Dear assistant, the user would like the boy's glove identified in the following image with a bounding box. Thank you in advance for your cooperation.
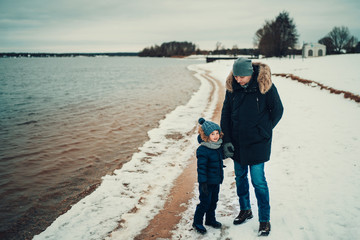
[223,142,235,158]
[200,183,209,196]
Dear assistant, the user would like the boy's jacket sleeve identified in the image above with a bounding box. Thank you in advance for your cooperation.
[196,147,208,183]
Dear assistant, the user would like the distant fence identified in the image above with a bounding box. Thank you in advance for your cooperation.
[206,56,259,63]
[206,56,237,63]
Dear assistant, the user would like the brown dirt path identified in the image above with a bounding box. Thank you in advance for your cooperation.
[134,71,225,240]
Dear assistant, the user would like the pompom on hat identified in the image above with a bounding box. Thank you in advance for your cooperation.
[233,57,253,76]
[198,118,221,136]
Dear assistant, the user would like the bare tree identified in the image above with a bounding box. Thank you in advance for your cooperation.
[231,45,239,56]
[344,36,359,53]
[356,42,360,53]
[328,26,351,53]
[254,20,276,57]
[215,42,223,51]
[319,36,336,54]
[319,26,358,54]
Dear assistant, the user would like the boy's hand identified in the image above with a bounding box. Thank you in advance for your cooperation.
[223,142,235,158]
[200,183,209,196]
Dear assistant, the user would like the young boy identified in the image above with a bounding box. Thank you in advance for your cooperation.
[192,118,224,234]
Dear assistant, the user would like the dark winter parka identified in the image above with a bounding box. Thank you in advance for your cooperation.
[196,137,224,184]
[221,63,284,166]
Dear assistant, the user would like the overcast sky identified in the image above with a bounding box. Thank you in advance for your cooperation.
[0,0,359,53]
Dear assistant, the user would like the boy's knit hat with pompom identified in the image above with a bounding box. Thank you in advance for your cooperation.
[198,118,221,136]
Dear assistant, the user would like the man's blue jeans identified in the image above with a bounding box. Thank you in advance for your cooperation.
[234,161,270,222]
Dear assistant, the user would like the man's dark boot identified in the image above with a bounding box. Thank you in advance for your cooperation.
[233,209,253,225]
[258,222,271,236]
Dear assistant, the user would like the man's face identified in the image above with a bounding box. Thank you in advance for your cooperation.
[234,76,251,86]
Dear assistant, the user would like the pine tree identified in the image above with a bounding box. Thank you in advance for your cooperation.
[254,11,298,57]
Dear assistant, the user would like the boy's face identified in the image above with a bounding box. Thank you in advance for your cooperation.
[209,130,220,142]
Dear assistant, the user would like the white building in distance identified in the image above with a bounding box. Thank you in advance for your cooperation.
[302,43,326,58]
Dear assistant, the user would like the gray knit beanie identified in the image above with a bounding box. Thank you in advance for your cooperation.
[233,57,253,76]
[198,118,221,136]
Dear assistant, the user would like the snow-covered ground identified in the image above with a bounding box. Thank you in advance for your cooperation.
[33,54,360,240]
[172,54,360,239]
[260,55,360,94]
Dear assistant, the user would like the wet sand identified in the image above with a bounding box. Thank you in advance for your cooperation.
[134,71,225,239]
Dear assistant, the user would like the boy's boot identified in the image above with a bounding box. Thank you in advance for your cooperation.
[205,220,222,229]
[233,209,253,225]
[258,222,271,236]
[192,223,207,234]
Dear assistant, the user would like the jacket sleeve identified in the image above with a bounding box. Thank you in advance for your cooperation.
[220,91,232,143]
[196,147,208,183]
[266,84,284,128]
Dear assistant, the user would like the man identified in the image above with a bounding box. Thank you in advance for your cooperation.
[221,57,283,236]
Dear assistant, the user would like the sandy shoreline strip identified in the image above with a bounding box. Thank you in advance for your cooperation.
[134,70,225,239]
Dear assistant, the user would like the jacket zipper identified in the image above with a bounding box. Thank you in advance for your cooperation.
[256,97,260,113]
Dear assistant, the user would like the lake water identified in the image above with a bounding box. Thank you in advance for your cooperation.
[0,56,201,240]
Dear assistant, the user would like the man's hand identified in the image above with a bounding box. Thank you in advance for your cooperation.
[223,142,235,158]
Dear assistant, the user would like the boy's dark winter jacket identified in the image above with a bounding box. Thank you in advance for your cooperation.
[221,63,284,166]
[196,137,224,184]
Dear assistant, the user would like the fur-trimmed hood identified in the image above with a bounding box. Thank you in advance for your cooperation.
[226,62,272,94]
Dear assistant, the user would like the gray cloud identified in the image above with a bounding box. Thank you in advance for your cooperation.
[0,0,359,52]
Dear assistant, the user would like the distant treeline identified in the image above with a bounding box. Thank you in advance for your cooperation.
[0,52,138,58]
[139,41,196,57]
[138,41,289,57]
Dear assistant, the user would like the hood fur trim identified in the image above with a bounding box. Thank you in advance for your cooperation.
[226,62,272,94]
